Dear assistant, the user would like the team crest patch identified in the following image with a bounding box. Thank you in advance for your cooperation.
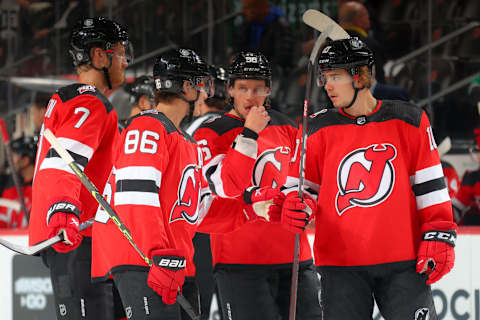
[335,143,397,215]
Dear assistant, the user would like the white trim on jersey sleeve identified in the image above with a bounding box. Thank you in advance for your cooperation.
[116,166,162,187]
[415,188,450,210]
[114,191,160,207]
[410,163,443,185]
[39,137,94,173]
[233,134,258,159]
[411,164,450,210]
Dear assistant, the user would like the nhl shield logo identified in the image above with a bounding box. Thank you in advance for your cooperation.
[335,143,397,215]
[414,307,430,320]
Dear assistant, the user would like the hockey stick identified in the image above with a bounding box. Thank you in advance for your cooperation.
[288,10,351,320]
[0,119,30,222]
[437,136,451,158]
[302,9,350,40]
[42,128,200,320]
[0,218,94,255]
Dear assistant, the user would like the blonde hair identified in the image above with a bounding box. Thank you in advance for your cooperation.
[357,65,373,88]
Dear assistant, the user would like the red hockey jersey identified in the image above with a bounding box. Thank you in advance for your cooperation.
[451,169,480,215]
[286,100,453,266]
[29,84,119,245]
[194,110,313,267]
[0,179,32,228]
[441,160,460,199]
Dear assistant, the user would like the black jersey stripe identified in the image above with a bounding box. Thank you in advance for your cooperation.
[116,179,159,193]
[46,148,89,168]
[412,177,447,196]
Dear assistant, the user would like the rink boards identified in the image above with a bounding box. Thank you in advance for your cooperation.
[0,227,479,320]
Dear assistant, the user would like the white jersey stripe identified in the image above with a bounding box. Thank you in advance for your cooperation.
[410,164,444,185]
[115,191,160,207]
[416,188,450,210]
[116,166,162,187]
[57,137,94,160]
[39,157,84,174]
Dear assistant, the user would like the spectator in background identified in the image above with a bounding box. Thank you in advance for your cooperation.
[452,128,480,225]
[339,1,386,83]
[31,92,51,133]
[370,69,409,101]
[0,135,36,228]
[233,0,295,73]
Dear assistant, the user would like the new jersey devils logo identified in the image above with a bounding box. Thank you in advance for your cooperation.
[253,146,290,188]
[335,143,397,215]
[170,164,201,224]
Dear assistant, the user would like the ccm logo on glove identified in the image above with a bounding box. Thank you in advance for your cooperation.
[423,230,456,246]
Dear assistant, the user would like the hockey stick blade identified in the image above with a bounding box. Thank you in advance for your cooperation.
[302,9,350,40]
[42,128,200,320]
[0,218,94,255]
[437,136,451,158]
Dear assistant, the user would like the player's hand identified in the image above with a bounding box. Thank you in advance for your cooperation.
[244,106,270,134]
[416,221,457,284]
[281,192,316,234]
[148,248,186,305]
[243,186,282,222]
[47,201,83,253]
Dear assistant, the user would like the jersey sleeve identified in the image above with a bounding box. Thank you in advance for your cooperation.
[194,125,257,198]
[38,94,114,215]
[409,112,453,224]
[113,116,170,257]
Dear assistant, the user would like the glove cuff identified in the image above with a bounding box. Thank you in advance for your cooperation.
[243,186,260,204]
[46,198,81,224]
[151,248,186,270]
[422,229,457,247]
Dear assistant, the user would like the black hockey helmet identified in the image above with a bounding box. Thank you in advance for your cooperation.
[153,48,213,97]
[11,135,38,162]
[317,37,374,78]
[209,65,228,100]
[69,17,132,67]
[127,75,155,105]
[229,51,272,87]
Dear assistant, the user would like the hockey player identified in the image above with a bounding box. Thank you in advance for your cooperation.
[125,75,155,119]
[28,17,131,320]
[185,64,228,320]
[277,38,456,320]
[193,51,321,320]
[91,48,274,319]
[451,128,480,225]
[0,135,36,228]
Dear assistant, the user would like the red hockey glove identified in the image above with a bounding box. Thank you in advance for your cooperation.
[47,201,82,253]
[148,248,186,305]
[281,192,316,234]
[243,186,282,222]
[268,192,286,223]
[416,221,457,284]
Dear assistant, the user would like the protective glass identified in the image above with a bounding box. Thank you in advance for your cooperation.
[191,76,215,98]
[316,71,353,87]
[231,86,271,97]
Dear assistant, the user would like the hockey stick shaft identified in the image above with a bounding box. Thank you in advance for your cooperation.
[288,13,341,320]
[42,129,200,320]
[0,218,94,256]
[0,119,30,222]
